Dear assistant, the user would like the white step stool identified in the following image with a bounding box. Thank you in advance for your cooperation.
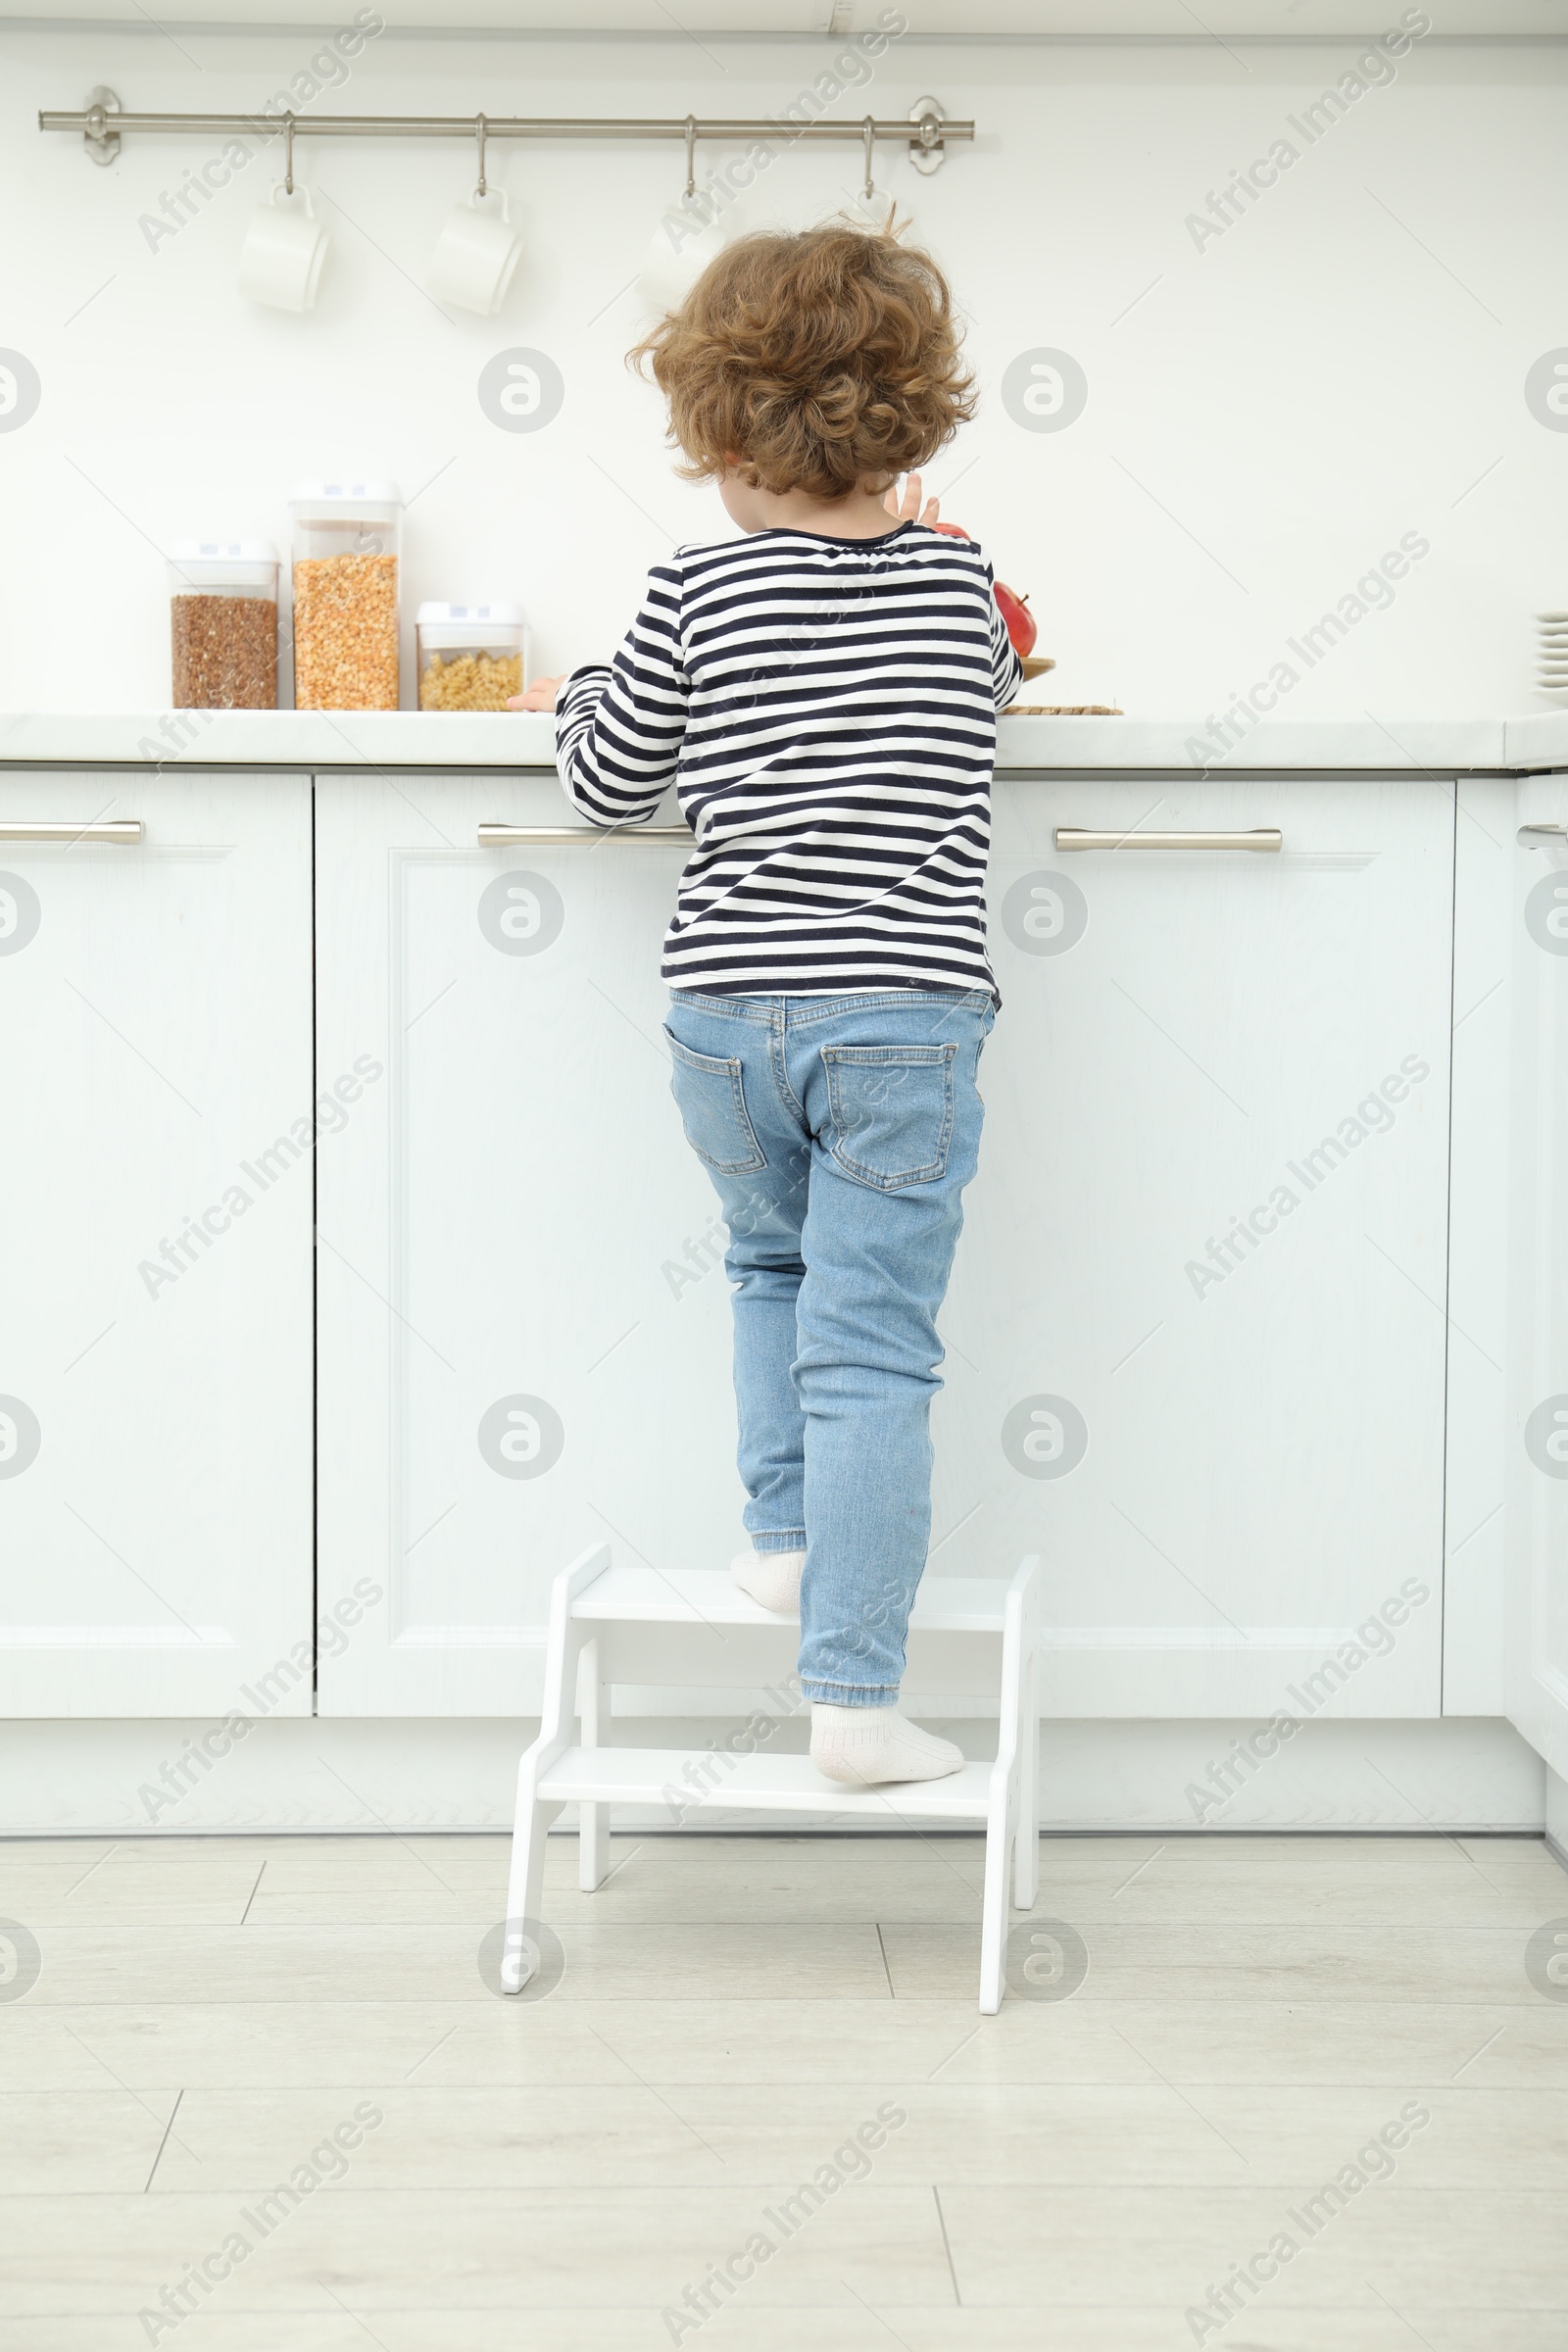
[502,1544,1042,2013]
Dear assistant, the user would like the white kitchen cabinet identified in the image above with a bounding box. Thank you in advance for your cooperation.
[1502,777,1568,1783]
[0,769,314,1717]
[942,773,1455,1721]
[1445,778,1513,1716]
[317,764,1455,1726]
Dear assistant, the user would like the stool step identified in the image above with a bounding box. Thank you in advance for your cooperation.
[570,1565,1013,1633]
[536,1744,996,1820]
[506,1544,1040,2013]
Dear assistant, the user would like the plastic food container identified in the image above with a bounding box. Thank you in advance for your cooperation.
[288,477,403,710]
[416,603,528,710]
[169,541,278,709]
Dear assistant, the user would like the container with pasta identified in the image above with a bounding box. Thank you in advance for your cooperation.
[416,603,528,711]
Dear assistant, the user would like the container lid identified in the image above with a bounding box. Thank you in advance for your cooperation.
[169,538,279,588]
[288,477,403,509]
[170,538,278,561]
[416,601,526,625]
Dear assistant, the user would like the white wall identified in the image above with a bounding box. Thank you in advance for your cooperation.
[1,19,1564,717]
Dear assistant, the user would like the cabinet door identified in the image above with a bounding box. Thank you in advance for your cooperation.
[315,772,734,1714]
[0,770,313,1716]
[1445,778,1513,1716]
[940,774,1454,1719]
[1503,778,1568,1782]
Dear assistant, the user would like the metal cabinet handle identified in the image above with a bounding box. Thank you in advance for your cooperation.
[0,819,143,843]
[1054,826,1282,853]
[478,823,691,847]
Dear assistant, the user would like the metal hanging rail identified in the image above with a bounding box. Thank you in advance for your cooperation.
[38,96,971,172]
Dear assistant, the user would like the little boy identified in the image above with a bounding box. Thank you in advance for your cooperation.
[515,225,1021,1786]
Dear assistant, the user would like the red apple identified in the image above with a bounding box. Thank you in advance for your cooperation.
[995,580,1038,658]
[929,519,972,539]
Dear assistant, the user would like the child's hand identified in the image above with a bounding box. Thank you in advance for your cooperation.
[507,674,564,711]
[884,472,942,527]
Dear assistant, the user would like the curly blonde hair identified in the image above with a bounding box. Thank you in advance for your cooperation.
[630,224,975,503]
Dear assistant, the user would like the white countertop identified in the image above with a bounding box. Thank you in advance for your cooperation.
[2,710,1565,772]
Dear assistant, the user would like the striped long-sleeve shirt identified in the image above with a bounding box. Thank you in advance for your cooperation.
[554,519,1023,1000]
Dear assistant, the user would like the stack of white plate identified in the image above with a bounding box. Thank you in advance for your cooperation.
[1537,612,1568,695]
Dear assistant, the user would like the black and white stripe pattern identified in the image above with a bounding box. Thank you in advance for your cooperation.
[555,519,1023,999]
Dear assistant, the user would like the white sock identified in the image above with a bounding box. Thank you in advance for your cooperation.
[809,1702,964,1787]
[730,1547,805,1612]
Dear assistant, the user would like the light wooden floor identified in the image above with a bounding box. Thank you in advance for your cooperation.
[2,1829,1567,2350]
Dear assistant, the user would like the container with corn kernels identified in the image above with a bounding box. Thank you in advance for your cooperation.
[416,603,529,711]
[288,476,403,710]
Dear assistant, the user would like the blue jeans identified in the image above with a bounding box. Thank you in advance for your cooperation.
[663,988,995,1706]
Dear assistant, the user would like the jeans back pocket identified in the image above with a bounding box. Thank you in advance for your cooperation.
[821,1043,957,1191]
[665,1032,767,1174]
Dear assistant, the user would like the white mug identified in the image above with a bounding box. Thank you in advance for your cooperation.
[845,182,898,234]
[238,184,328,314]
[638,194,736,314]
[429,188,522,318]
